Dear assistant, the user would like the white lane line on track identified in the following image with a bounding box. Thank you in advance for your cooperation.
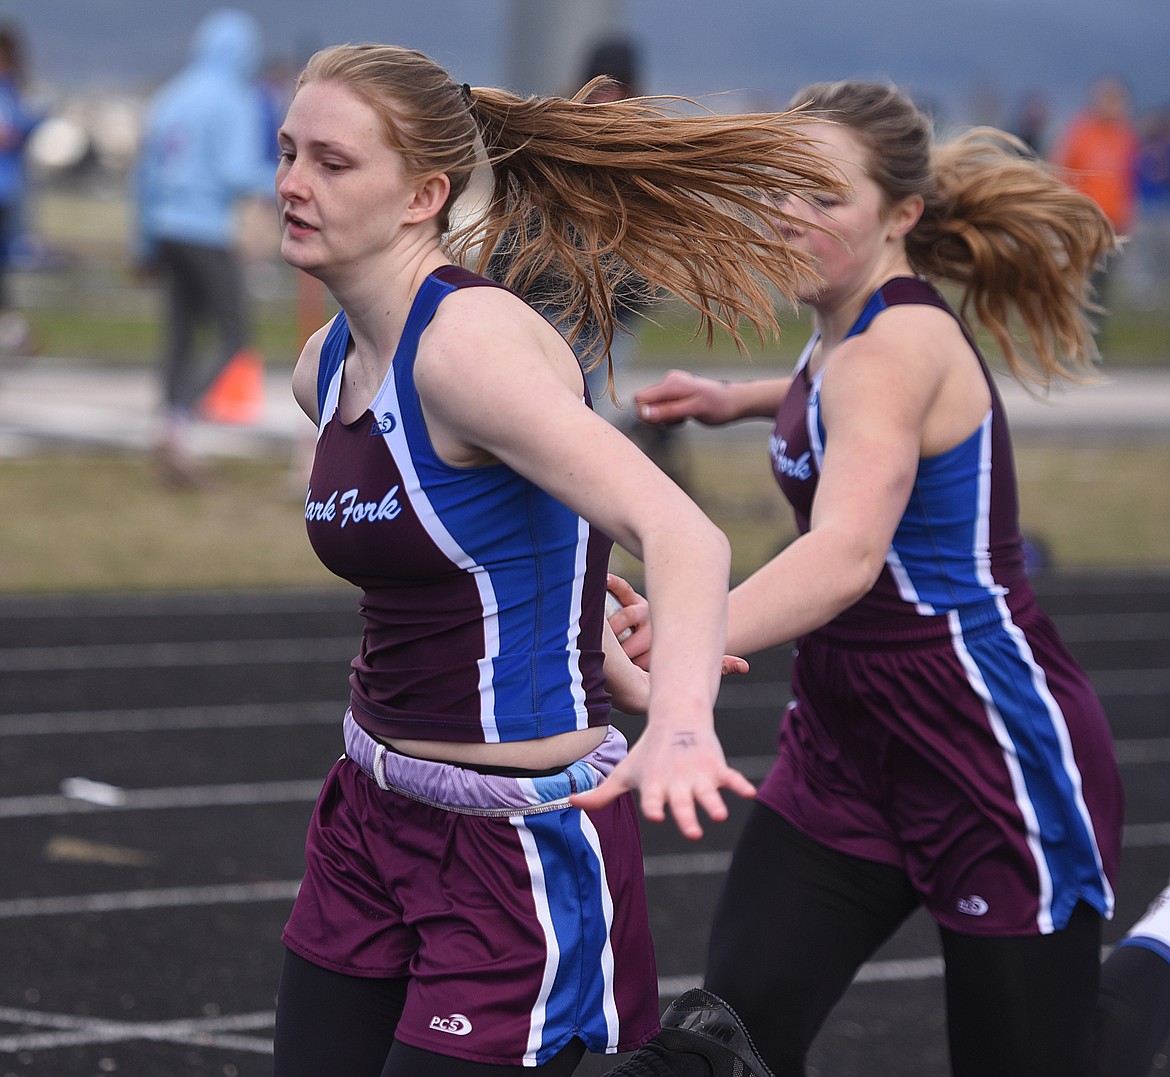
[4,818,1168,922]
[713,667,1170,710]
[655,958,947,1003]
[0,1006,277,1055]
[2,739,1168,818]
[1044,612,1170,642]
[1125,821,1170,848]
[0,637,357,672]
[0,701,339,736]
[0,779,327,818]
[0,591,352,619]
[4,931,1122,1056]
[0,637,1164,694]
[726,740,1170,777]
[656,956,952,1001]
[0,950,956,1056]
[0,696,1165,739]
[0,881,302,919]
[1112,739,1170,765]
[1084,668,1170,695]
[0,938,1118,1055]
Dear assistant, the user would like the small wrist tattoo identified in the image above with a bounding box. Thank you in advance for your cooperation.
[672,732,698,748]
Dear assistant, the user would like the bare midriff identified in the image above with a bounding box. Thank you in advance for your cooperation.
[381,724,609,772]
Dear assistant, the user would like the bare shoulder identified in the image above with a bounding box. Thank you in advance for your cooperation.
[825,301,988,446]
[427,281,546,343]
[837,302,969,380]
[418,284,581,397]
[411,284,592,467]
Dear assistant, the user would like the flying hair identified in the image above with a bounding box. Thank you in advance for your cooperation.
[788,80,1117,387]
[297,44,849,372]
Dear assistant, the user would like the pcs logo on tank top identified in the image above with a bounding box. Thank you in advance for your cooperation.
[370,411,397,436]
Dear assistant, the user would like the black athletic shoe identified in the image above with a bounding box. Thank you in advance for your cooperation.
[654,987,774,1077]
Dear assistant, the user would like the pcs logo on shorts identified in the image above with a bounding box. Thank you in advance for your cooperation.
[430,1013,473,1036]
[956,894,990,917]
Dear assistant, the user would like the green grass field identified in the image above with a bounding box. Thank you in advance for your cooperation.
[1,434,1166,594]
[0,186,1166,594]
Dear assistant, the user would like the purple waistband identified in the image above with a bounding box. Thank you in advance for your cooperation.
[342,710,627,817]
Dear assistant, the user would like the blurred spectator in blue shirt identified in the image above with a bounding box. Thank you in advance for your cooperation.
[0,22,43,356]
[133,7,275,485]
[1122,104,1170,309]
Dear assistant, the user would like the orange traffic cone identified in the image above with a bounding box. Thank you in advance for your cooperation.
[200,348,264,424]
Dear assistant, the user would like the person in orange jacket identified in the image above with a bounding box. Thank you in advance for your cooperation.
[1052,75,1141,326]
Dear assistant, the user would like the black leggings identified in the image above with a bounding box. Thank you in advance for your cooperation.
[156,239,249,413]
[273,950,586,1077]
[1096,943,1170,1075]
[704,804,1104,1077]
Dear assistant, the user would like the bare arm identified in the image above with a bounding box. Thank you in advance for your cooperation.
[417,289,754,838]
[634,369,794,426]
[725,309,962,656]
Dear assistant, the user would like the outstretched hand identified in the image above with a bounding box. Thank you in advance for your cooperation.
[634,370,736,426]
[570,723,756,840]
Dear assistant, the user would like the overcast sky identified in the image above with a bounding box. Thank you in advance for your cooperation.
[5,0,1167,128]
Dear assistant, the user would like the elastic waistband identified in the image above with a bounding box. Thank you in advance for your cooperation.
[342,711,627,818]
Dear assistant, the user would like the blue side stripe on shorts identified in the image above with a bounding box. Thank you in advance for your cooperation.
[958,610,1111,929]
[519,808,617,1061]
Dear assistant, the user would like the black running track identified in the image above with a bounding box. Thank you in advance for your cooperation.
[1,572,1167,1077]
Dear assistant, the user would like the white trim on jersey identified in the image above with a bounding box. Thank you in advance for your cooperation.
[971,412,996,591]
[565,516,592,731]
[374,371,503,742]
[318,364,343,444]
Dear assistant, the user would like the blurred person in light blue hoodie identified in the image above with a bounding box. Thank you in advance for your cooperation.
[0,22,43,356]
[133,7,275,485]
